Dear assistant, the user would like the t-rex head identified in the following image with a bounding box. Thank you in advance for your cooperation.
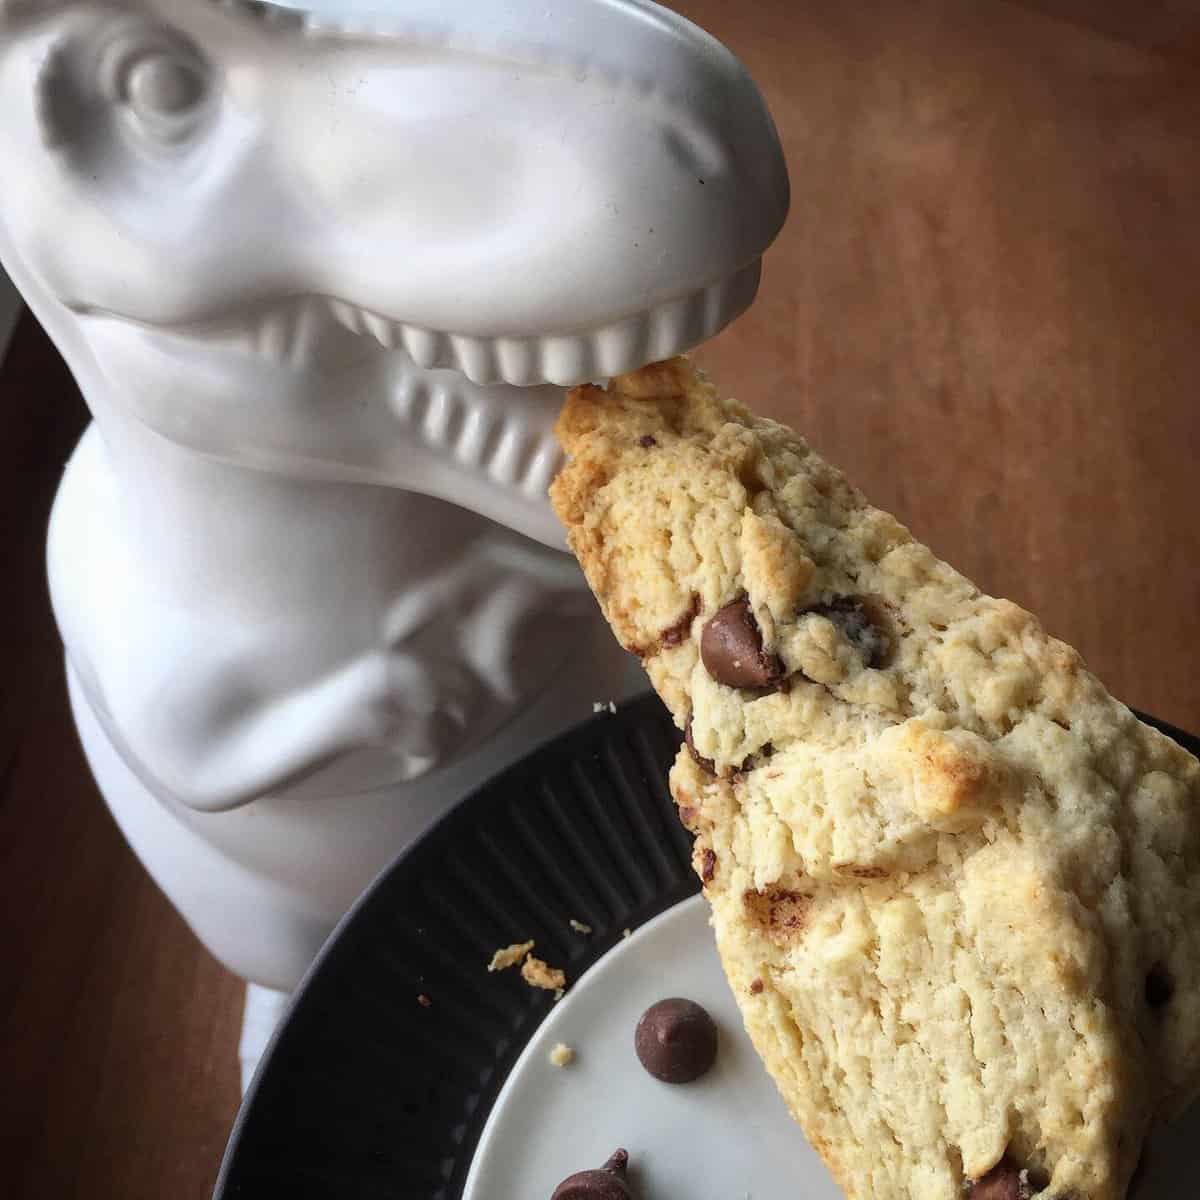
[0,0,788,536]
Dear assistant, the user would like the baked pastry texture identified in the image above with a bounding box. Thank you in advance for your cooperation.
[550,357,1200,1200]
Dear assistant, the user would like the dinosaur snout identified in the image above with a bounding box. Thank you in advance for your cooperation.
[269,0,789,372]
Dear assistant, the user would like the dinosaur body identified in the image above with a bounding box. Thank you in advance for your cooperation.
[0,0,787,990]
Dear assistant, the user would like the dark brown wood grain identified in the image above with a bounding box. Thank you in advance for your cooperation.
[0,313,243,1200]
[2,2,1198,1197]
[1013,0,1200,64]
[687,0,1200,728]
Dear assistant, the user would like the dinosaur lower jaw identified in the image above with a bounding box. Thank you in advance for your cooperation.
[73,260,759,387]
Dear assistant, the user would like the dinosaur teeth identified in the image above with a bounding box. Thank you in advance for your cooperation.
[362,311,396,349]
[328,299,363,334]
[148,262,761,382]
[448,334,498,385]
[399,325,446,370]
[539,334,590,387]
[647,289,698,362]
[382,367,566,499]
[595,315,648,378]
[421,385,453,445]
[487,422,526,486]
[522,435,566,498]
[454,405,491,466]
[495,337,537,386]
[286,297,324,368]
[323,263,759,384]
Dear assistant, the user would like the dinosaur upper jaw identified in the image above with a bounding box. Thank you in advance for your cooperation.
[69,268,764,550]
[324,261,759,387]
[72,259,759,386]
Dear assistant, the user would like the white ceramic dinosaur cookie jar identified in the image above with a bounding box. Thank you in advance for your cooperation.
[0,0,788,1079]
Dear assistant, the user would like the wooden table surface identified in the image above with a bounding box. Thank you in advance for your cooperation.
[3,2,1198,1197]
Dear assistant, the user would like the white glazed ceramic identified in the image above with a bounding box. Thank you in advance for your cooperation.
[464,895,841,1200]
[0,0,788,1008]
[464,894,1200,1200]
[0,266,19,356]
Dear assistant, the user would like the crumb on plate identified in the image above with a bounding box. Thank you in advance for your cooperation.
[488,940,535,972]
[550,1042,576,1067]
[522,954,567,993]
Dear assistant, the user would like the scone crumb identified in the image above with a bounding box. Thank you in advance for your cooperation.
[622,927,632,939]
[592,700,618,714]
[550,1042,576,1067]
[521,954,567,992]
[569,919,593,935]
[416,993,432,1008]
[488,940,535,972]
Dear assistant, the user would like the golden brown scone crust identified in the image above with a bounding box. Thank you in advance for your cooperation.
[551,357,1200,1200]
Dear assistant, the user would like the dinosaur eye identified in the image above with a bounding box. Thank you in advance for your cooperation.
[123,52,207,116]
[99,25,213,144]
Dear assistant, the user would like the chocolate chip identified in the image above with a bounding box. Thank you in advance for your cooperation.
[700,597,784,689]
[660,594,700,648]
[551,1149,636,1199]
[803,596,892,668]
[749,978,764,995]
[1146,963,1173,1008]
[700,847,717,883]
[685,716,716,773]
[967,1159,1034,1200]
[634,997,718,1084]
[638,434,657,448]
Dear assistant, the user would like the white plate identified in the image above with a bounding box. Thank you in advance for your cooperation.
[464,893,840,1199]
[465,893,1200,1198]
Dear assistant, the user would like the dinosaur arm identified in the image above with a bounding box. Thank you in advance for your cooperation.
[95,541,569,813]
[113,652,404,813]
[100,634,477,815]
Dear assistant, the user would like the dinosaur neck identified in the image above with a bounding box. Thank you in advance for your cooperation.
[89,398,493,618]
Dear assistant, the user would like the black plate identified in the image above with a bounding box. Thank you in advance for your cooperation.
[213,695,1200,1200]
[214,692,689,1200]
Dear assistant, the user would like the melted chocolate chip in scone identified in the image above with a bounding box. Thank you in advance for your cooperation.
[968,1160,1038,1200]
[701,596,784,689]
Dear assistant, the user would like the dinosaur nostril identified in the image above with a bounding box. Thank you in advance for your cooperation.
[661,122,727,179]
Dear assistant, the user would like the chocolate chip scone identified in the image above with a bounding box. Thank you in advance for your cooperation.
[550,357,1200,1200]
